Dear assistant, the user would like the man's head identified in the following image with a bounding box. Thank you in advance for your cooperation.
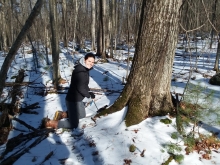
[84,53,95,69]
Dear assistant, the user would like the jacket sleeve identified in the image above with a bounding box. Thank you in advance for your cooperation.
[75,72,90,98]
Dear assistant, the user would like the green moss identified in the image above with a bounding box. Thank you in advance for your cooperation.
[129,144,136,152]
[95,107,108,117]
[96,87,131,118]
[160,118,172,124]
[125,97,144,127]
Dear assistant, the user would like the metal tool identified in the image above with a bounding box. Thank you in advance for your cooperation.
[92,100,99,111]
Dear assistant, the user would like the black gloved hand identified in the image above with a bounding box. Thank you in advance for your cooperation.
[89,92,95,99]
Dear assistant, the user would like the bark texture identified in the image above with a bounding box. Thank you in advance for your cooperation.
[214,34,220,72]
[97,0,182,126]
[0,0,43,96]
[96,0,106,58]
[49,0,61,88]
[91,0,96,51]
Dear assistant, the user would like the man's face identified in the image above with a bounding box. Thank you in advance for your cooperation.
[85,57,95,69]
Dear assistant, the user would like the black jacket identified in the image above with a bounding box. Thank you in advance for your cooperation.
[66,62,91,102]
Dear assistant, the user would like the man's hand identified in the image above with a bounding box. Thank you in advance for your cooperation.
[89,92,95,99]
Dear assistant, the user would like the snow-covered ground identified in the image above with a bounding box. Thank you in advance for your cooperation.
[0,38,220,165]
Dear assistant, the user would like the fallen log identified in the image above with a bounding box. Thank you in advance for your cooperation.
[12,117,37,131]
[6,82,123,94]
[0,103,19,117]
[5,82,33,87]
[20,102,40,114]
[90,88,122,93]
[0,133,50,165]
[0,128,54,158]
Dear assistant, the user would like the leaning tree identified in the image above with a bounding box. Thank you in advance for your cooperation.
[0,0,43,97]
[96,0,183,126]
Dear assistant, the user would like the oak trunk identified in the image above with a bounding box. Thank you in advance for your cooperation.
[97,0,182,126]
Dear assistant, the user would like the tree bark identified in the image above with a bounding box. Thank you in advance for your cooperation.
[117,0,125,44]
[0,0,43,97]
[109,0,116,58]
[73,0,78,47]
[96,0,182,127]
[91,0,96,51]
[209,0,217,49]
[0,1,8,52]
[214,33,220,72]
[49,0,61,89]
[96,0,106,59]
[11,69,25,107]
[62,0,68,47]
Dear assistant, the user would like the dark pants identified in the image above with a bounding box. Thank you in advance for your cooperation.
[57,100,85,129]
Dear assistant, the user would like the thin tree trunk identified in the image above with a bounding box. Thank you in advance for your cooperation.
[91,0,96,51]
[214,34,220,72]
[1,1,8,52]
[0,0,43,97]
[49,0,61,89]
[210,0,217,49]
[101,0,106,58]
[97,0,106,59]
[73,0,78,48]
[96,0,103,56]
[117,0,125,44]
[8,0,14,47]
[109,0,115,58]
[126,0,130,79]
[62,0,68,47]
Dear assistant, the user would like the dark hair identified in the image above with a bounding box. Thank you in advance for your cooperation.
[85,53,95,60]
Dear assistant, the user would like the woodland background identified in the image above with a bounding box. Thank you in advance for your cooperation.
[0,0,220,164]
[0,0,220,125]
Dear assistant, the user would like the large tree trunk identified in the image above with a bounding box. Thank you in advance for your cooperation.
[0,0,43,97]
[97,0,182,127]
